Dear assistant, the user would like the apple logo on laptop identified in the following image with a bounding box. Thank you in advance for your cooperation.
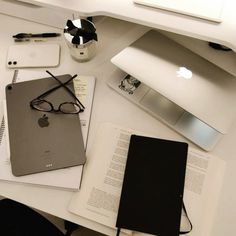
[38,114,49,128]
[176,67,192,79]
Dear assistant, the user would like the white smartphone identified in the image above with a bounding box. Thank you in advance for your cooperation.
[6,44,60,68]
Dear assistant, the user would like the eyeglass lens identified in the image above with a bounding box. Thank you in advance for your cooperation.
[32,100,52,112]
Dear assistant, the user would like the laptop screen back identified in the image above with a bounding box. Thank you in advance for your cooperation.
[111,30,236,134]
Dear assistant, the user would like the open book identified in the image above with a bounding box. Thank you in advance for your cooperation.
[68,123,225,235]
[0,70,95,190]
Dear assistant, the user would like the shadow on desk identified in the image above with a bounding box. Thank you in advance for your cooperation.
[0,198,105,236]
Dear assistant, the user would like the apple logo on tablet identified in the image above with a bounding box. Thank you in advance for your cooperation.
[176,67,192,79]
[38,114,49,128]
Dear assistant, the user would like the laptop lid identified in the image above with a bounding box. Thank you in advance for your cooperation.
[111,30,236,134]
[5,74,86,176]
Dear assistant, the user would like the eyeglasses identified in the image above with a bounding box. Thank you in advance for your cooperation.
[30,70,85,114]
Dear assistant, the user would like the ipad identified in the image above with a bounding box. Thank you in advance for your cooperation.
[5,74,86,176]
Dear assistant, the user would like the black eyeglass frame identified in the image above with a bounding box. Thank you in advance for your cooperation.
[30,70,85,114]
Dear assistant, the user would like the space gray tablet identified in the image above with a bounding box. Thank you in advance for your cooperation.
[5,74,86,176]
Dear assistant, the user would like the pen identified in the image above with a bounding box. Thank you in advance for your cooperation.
[12,33,61,39]
[14,38,47,43]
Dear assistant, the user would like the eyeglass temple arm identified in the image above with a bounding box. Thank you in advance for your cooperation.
[46,70,85,109]
[35,76,75,100]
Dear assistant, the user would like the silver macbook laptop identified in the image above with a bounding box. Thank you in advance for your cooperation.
[5,74,86,176]
[109,30,236,151]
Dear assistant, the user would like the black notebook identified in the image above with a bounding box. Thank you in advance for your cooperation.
[116,135,188,236]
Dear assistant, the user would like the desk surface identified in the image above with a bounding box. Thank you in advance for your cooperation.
[19,0,236,51]
[0,13,236,236]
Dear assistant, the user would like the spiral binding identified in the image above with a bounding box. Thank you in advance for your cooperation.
[0,70,18,145]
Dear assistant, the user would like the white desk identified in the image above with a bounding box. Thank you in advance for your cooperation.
[6,0,236,51]
[0,13,236,236]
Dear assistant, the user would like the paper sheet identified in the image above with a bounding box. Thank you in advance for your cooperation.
[69,123,225,235]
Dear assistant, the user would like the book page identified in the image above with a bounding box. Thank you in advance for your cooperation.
[73,75,95,148]
[182,148,225,235]
[68,123,225,235]
[69,123,131,230]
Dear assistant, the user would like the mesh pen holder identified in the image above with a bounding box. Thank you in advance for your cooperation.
[64,19,98,62]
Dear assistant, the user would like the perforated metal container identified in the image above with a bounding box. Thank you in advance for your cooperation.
[64,19,97,62]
